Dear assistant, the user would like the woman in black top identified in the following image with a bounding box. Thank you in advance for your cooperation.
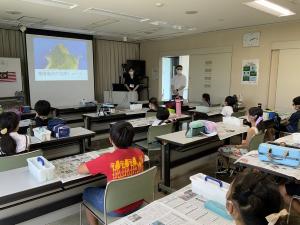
[124,67,139,92]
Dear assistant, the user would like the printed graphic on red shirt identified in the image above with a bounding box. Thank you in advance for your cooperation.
[110,155,144,179]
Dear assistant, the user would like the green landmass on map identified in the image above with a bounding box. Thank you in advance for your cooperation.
[45,44,79,69]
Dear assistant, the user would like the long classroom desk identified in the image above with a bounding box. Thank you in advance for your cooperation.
[156,122,249,193]
[0,148,149,225]
[83,109,148,135]
[187,106,223,122]
[29,127,95,159]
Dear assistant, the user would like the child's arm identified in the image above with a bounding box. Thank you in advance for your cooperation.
[236,127,256,149]
[77,163,90,174]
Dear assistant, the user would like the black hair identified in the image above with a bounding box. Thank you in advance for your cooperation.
[156,107,170,121]
[248,107,265,133]
[229,172,286,225]
[149,97,159,110]
[175,65,183,70]
[202,93,211,106]
[0,112,20,156]
[225,96,236,107]
[110,121,135,148]
[35,100,51,117]
[293,96,300,107]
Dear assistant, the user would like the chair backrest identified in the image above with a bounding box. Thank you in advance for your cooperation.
[147,123,173,144]
[104,166,157,223]
[232,111,246,118]
[0,150,43,172]
[249,132,265,151]
[146,111,157,118]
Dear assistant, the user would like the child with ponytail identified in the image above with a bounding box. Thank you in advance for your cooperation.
[226,171,287,225]
[0,112,30,156]
[217,107,265,173]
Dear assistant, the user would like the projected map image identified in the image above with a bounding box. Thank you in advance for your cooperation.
[33,37,88,81]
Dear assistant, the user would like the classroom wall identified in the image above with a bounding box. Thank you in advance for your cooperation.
[140,20,300,108]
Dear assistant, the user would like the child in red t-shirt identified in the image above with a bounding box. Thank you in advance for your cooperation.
[78,121,144,225]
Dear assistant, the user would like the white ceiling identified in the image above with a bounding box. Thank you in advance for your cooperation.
[0,0,300,41]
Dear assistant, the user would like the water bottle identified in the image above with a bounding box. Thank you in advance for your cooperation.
[175,98,181,117]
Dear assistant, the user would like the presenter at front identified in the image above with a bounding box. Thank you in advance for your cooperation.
[124,67,140,92]
[171,65,186,99]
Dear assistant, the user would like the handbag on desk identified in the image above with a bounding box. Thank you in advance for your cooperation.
[258,143,300,167]
[185,120,205,138]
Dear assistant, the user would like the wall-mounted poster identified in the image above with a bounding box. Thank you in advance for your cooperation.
[0,57,22,97]
[241,59,259,85]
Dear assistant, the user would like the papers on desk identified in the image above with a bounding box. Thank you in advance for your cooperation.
[127,117,156,127]
[216,122,249,140]
[112,185,234,225]
[274,135,300,148]
[235,151,300,180]
[51,147,114,183]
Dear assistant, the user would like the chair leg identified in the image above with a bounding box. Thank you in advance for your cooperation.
[80,202,83,225]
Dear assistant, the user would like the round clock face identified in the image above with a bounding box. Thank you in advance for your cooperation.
[243,32,260,47]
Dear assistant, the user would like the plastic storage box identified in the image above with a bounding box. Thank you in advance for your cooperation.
[33,127,51,141]
[190,173,229,206]
[27,156,55,182]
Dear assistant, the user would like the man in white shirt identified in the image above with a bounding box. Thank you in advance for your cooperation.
[171,65,186,99]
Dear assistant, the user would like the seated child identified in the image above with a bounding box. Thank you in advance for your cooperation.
[201,93,211,107]
[148,97,159,112]
[77,121,144,225]
[280,96,300,133]
[221,96,235,117]
[279,182,300,215]
[34,100,51,127]
[217,107,265,173]
[152,107,171,126]
[0,112,30,156]
[227,171,287,225]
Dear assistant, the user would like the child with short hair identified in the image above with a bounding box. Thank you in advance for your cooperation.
[77,121,144,225]
[152,107,171,126]
[34,100,51,127]
[148,97,159,112]
[226,171,287,225]
[202,93,211,107]
[281,96,300,133]
[221,96,235,117]
[0,112,30,156]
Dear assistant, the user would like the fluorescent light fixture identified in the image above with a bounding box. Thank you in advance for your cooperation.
[18,16,46,24]
[21,0,78,9]
[245,0,295,17]
[150,21,167,26]
[172,25,183,30]
[84,8,149,22]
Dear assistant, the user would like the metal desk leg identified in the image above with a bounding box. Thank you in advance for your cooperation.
[158,143,173,193]
[84,117,92,147]
[80,139,86,153]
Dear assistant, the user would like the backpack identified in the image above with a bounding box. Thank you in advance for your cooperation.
[186,120,205,138]
[47,118,69,138]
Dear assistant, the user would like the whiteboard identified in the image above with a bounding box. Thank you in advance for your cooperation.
[275,49,300,112]
[189,53,231,104]
[0,57,22,97]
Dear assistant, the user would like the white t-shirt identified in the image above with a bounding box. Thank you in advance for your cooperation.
[9,132,30,153]
[171,74,186,96]
[221,106,233,117]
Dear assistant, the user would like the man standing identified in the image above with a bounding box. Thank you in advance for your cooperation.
[171,65,186,99]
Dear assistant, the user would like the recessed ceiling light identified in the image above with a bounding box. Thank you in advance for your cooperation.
[21,0,78,9]
[185,10,198,15]
[155,2,165,7]
[5,10,22,15]
[244,0,295,17]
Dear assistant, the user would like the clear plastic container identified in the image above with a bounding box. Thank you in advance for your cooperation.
[27,156,55,182]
